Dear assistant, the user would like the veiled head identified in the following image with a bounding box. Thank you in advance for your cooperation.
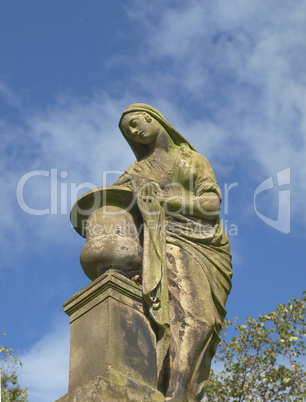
[119,103,196,160]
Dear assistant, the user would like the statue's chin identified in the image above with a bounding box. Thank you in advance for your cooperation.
[80,235,143,281]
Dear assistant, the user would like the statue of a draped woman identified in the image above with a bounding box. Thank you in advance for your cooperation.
[75,104,232,401]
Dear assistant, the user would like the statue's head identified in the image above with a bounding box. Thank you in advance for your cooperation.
[119,103,196,160]
[120,111,167,147]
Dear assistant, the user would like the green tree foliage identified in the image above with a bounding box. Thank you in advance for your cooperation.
[204,292,306,401]
[1,332,28,402]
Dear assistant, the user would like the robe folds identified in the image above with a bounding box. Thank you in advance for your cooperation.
[115,142,232,400]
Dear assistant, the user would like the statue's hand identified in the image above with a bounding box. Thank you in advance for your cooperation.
[136,181,162,218]
[113,172,150,188]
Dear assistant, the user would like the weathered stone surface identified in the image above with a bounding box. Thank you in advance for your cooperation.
[55,374,164,402]
[56,270,162,401]
[79,203,143,281]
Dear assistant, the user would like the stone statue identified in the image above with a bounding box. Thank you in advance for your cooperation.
[71,104,232,401]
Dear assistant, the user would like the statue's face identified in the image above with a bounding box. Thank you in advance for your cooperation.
[121,112,162,144]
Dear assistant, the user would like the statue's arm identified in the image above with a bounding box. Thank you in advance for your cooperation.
[159,192,220,220]
[159,151,221,219]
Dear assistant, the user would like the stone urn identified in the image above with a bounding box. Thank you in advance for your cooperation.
[70,186,143,281]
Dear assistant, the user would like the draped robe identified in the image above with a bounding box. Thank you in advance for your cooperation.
[115,142,232,401]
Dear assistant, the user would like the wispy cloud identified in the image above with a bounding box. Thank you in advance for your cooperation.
[0,91,137,269]
[1,0,304,279]
[0,81,23,108]
[125,0,306,224]
[18,316,69,402]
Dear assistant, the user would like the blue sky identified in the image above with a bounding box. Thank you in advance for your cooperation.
[0,1,305,401]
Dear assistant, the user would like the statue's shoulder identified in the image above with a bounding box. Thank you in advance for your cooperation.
[179,143,213,170]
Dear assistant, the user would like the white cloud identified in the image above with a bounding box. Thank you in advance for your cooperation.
[0,81,23,108]
[126,0,306,225]
[0,91,138,269]
[1,0,304,282]
[18,317,70,402]
[27,92,134,184]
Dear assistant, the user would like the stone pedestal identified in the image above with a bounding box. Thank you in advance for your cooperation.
[55,270,164,402]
